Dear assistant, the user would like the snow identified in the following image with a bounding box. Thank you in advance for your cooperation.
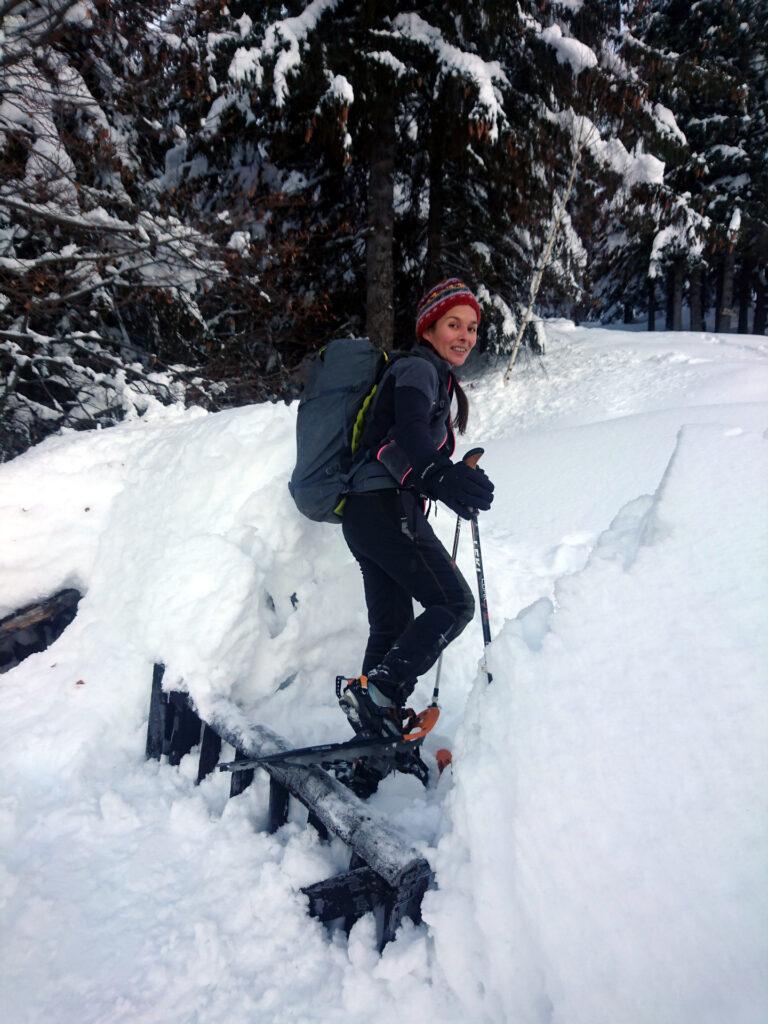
[318,72,354,109]
[226,0,343,105]
[539,24,598,74]
[367,50,408,77]
[652,102,687,145]
[649,224,685,274]
[557,112,664,186]
[1,324,767,1023]
[63,2,94,27]
[389,13,508,142]
[226,230,250,253]
[647,195,710,275]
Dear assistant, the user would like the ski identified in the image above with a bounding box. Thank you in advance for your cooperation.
[218,706,442,775]
[218,734,403,773]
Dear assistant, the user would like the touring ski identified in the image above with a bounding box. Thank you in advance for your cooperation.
[218,734,403,773]
[218,706,440,775]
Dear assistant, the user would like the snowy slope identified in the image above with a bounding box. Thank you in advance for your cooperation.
[1,324,767,1024]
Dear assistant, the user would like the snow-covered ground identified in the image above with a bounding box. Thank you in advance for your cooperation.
[1,323,767,1024]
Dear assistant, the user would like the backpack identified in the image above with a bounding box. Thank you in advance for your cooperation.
[288,337,399,523]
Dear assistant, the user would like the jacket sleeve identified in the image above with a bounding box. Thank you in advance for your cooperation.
[375,359,452,486]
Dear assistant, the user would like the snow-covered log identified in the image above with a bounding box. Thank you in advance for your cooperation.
[145,665,433,948]
[0,587,80,673]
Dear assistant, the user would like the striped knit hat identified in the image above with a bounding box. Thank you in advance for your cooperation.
[415,277,481,339]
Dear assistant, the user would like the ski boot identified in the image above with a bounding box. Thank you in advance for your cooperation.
[336,674,403,741]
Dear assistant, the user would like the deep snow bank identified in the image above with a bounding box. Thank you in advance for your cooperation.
[428,423,768,1024]
[1,325,767,1024]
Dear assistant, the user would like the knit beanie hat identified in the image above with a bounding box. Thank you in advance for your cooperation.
[415,278,481,339]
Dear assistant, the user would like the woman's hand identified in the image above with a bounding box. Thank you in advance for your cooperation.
[421,460,494,518]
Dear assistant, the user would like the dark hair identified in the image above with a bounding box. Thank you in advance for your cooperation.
[416,338,470,434]
[452,377,469,434]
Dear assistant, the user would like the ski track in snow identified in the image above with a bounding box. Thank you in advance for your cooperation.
[1,324,767,1024]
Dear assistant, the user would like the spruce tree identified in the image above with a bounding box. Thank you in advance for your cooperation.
[623,0,767,332]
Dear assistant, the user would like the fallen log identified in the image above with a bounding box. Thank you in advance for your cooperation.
[146,664,433,947]
[0,588,81,673]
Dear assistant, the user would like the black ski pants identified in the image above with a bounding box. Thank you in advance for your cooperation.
[342,489,475,703]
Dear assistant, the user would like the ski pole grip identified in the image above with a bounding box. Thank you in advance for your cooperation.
[463,447,484,469]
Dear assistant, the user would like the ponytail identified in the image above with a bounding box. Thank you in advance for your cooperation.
[452,377,469,435]
[416,338,470,434]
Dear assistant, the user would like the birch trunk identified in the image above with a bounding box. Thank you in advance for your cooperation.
[504,120,590,382]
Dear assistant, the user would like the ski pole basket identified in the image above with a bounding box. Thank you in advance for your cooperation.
[145,664,433,950]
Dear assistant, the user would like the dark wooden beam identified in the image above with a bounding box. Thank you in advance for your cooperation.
[197,724,222,784]
[145,663,168,759]
[302,866,389,924]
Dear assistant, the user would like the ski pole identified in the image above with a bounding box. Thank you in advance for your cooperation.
[470,511,493,684]
[463,449,493,684]
[431,511,463,706]
[430,447,488,704]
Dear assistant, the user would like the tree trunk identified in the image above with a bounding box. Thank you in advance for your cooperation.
[700,266,709,329]
[663,266,675,329]
[738,259,752,334]
[424,85,447,288]
[719,247,737,333]
[689,265,703,331]
[672,260,683,330]
[623,301,633,324]
[665,264,683,330]
[714,260,724,332]
[647,277,656,331]
[365,88,395,350]
[754,267,767,335]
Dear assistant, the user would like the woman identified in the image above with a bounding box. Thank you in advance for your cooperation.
[339,278,494,741]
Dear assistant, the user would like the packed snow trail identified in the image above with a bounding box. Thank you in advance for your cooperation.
[1,324,767,1024]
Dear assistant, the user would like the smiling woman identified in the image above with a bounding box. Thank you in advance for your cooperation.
[421,304,479,366]
[335,278,495,789]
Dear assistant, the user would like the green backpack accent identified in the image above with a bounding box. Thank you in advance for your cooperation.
[288,338,396,523]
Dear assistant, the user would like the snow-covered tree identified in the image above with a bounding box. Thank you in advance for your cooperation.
[0,1,270,459]
[619,0,767,332]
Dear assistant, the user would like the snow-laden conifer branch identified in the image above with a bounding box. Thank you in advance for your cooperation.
[387,12,508,143]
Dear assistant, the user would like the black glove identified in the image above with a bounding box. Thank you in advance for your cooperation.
[421,460,494,519]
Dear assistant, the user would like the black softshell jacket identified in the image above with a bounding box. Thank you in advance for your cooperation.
[350,343,456,493]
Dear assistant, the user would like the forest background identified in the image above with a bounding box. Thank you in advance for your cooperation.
[1,0,765,460]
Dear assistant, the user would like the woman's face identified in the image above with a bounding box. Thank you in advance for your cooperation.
[422,305,478,366]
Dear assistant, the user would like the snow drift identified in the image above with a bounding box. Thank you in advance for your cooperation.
[1,324,767,1024]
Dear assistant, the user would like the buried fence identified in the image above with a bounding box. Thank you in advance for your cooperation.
[145,664,433,949]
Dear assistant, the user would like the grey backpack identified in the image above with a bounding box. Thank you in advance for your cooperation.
[288,338,396,523]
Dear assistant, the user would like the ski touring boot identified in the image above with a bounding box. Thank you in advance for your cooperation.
[336,674,403,741]
[336,673,440,793]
